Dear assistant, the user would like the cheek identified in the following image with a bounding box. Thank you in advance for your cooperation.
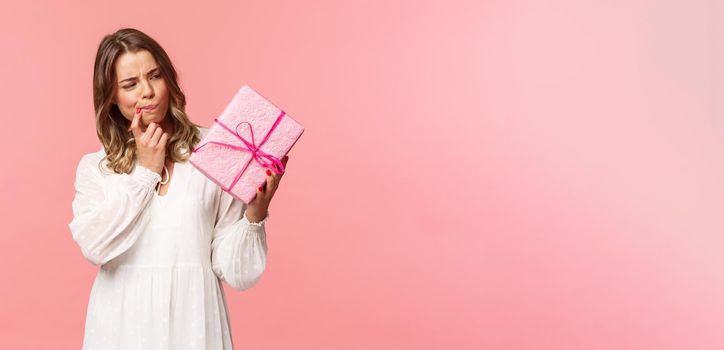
[156,84,171,109]
[117,93,136,110]
[158,82,169,101]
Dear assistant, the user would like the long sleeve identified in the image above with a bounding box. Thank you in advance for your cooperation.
[210,189,269,291]
[68,153,161,266]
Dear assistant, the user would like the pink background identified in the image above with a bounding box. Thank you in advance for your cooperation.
[1,0,723,349]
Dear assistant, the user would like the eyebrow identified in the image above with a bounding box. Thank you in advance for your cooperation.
[119,67,160,84]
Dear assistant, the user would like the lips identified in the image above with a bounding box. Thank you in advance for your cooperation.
[141,104,157,111]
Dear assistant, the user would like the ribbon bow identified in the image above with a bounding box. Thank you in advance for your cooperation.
[192,111,287,192]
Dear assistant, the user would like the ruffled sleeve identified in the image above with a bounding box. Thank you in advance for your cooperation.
[210,188,269,291]
[68,152,161,266]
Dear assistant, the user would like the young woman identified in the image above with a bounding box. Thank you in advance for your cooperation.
[68,28,289,349]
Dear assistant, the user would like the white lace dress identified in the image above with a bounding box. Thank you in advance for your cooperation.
[68,127,269,350]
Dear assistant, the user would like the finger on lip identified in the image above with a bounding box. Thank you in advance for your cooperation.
[129,109,142,131]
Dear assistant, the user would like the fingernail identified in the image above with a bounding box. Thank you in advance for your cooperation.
[266,169,271,176]
[258,186,263,191]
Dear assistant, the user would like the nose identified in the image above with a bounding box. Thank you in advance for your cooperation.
[140,79,155,99]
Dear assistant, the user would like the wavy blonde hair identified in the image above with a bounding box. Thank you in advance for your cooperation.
[92,28,202,175]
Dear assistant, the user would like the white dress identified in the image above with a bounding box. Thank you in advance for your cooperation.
[68,127,269,350]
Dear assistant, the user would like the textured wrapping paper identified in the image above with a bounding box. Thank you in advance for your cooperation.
[189,85,304,204]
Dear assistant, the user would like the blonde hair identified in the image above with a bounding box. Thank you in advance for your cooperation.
[92,27,202,175]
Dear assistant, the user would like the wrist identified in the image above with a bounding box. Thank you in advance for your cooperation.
[245,208,268,224]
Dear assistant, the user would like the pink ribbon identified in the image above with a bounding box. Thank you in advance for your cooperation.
[192,111,287,192]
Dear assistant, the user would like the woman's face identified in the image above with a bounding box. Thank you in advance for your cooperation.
[113,50,170,130]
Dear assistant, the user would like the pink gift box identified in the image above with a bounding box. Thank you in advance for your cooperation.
[189,85,304,204]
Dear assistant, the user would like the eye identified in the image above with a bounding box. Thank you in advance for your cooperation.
[123,74,161,89]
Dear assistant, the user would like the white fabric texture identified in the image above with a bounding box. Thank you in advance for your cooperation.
[68,127,269,350]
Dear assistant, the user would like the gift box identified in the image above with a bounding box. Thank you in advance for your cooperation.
[189,85,304,204]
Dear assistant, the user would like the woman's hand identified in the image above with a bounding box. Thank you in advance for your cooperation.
[245,155,290,223]
[128,108,168,175]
